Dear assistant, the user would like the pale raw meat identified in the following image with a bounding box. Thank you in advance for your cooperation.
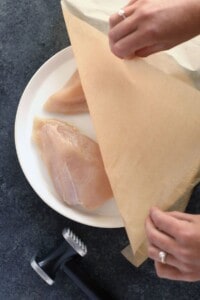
[44,70,89,114]
[32,118,113,209]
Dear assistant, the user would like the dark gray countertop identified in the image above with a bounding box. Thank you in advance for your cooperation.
[1,1,200,299]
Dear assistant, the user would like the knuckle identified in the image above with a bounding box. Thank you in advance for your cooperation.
[113,42,126,57]
[147,246,155,258]
[178,228,193,244]
[145,24,158,40]
[108,30,116,42]
[109,15,116,27]
[152,214,162,229]
[110,44,120,57]
[137,6,151,20]
[178,248,191,263]
[125,18,136,32]
[147,230,157,244]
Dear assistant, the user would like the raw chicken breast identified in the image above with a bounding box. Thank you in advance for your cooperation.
[44,70,89,114]
[33,118,113,209]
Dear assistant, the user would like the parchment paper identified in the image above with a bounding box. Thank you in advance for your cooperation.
[64,0,200,89]
[61,1,200,266]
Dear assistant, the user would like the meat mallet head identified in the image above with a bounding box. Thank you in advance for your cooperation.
[31,228,87,285]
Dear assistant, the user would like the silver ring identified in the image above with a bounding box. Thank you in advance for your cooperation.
[118,9,126,20]
[159,251,167,264]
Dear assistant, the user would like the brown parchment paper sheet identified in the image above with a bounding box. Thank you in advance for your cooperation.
[63,0,200,89]
[61,2,200,266]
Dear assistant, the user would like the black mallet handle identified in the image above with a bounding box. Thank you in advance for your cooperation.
[62,260,114,300]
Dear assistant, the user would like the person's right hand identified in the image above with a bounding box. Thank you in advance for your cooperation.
[109,0,200,58]
[145,207,200,282]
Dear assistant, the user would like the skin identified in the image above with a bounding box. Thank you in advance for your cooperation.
[109,0,200,281]
[109,0,200,58]
[145,207,200,281]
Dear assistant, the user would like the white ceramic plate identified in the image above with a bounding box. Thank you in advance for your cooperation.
[15,46,123,228]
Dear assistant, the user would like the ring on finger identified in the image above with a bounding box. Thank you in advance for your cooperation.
[118,8,127,20]
[159,251,167,264]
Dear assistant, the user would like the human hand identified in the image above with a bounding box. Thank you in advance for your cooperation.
[145,207,200,281]
[109,0,200,58]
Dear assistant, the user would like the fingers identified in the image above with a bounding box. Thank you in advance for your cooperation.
[109,5,136,28]
[149,207,183,239]
[148,244,172,264]
[109,1,138,28]
[155,262,200,282]
[167,211,193,222]
[145,215,179,256]
[148,243,194,273]
[109,6,138,44]
[146,207,200,281]
[109,3,143,58]
[109,1,158,58]
[109,13,159,58]
[135,44,166,57]
[127,0,138,5]
[109,15,137,45]
[110,30,149,59]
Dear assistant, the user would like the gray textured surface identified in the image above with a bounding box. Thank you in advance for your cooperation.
[1,1,200,299]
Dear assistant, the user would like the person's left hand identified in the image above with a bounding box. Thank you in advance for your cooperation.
[145,207,200,281]
[109,0,200,58]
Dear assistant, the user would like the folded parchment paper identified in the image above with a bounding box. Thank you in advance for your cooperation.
[61,1,200,266]
[64,0,200,90]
